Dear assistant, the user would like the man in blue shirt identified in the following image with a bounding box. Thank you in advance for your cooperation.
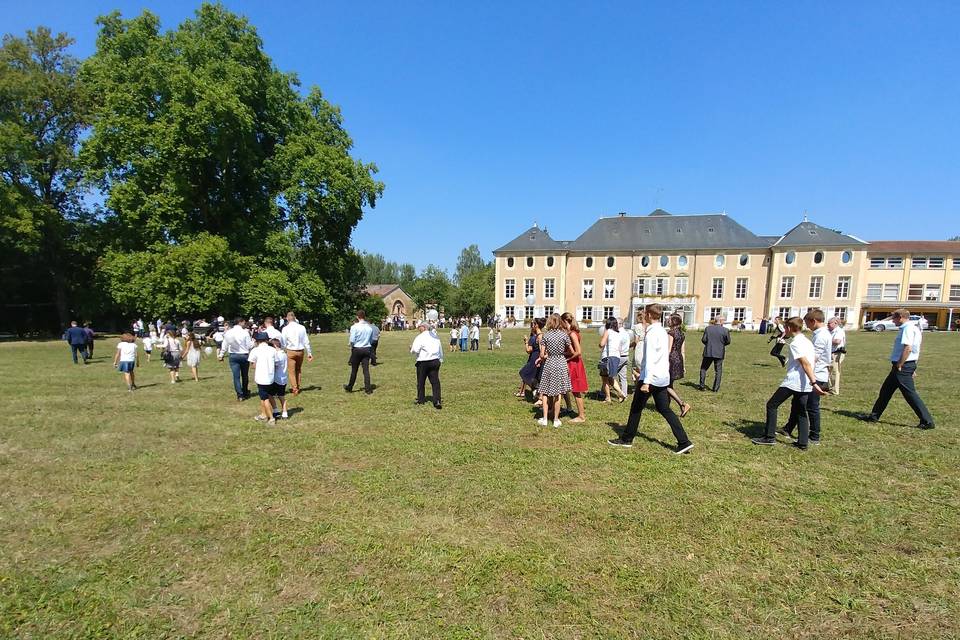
[65,321,89,364]
[344,310,374,394]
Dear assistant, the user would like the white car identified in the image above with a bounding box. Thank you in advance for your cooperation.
[863,315,929,332]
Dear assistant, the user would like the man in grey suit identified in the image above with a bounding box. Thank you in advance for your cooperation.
[698,317,731,392]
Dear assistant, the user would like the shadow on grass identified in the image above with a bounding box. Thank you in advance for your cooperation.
[299,385,322,393]
[133,383,159,389]
[605,422,675,450]
[724,419,767,440]
[829,408,916,428]
[285,407,305,418]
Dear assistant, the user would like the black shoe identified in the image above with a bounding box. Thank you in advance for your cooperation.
[607,438,633,448]
[414,400,424,405]
[696,385,706,391]
[918,422,935,430]
[674,442,694,455]
[751,437,776,446]
[859,413,879,423]
[809,438,821,445]
[434,403,442,410]
[364,390,373,395]
[791,442,808,451]
[779,359,786,367]
[711,388,720,393]
[343,385,353,393]
[777,427,795,442]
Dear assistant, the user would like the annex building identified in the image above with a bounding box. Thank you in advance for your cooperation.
[493,210,960,330]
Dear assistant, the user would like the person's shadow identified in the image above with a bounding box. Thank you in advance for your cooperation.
[829,408,914,428]
[604,421,674,451]
[723,419,767,440]
[285,407,305,418]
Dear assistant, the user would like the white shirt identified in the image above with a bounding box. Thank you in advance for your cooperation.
[782,333,816,392]
[116,341,137,362]
[891,321,921,363]
[618,329,631,358]
[164,336,181,353]
[812,326,832,382]
[248,343,277,385]
[142,336,154,350]
[264,325,283,345]
[601,329,620,358]
[633,324,646,367]
[281,321,312,355]
[639,322,670,387]
[273,348,289,385]
[470,325,480,340]
[831,327,846,352]
[410,330,444,362]
[221,325,254,356]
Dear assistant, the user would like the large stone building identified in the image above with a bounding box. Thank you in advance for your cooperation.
[493,210,960,330]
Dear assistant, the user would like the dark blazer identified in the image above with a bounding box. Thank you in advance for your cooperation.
[701,324,731,359]
[65,326,88,346]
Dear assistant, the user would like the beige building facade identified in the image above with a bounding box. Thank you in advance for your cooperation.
[493,210,960,330]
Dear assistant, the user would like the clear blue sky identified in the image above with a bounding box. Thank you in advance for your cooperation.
[4,1,959,272]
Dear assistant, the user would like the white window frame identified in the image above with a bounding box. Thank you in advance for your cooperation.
[543,305,555,316]
[865,283,881,300]
[780,276,794,299]
[654,277,668,295]
[834,307,848,322]
[882,284,900,301]
[504,305,515,319]
[524,278,535,298]
[836,276,851,299]
[525,256,535,269]
[907,283,923,301]
[603,278,616,300]
[605,256,616,269]
[504,279,516,300]
[737,253,750,268]
[674,276,689,296]
[602,306,615,320]
[712,277,725,300]
[808,276,823,299]
[924,284,941,301]
[524,306,535,320]
[778,306,792,320]
[584,256,595,270]
[659,255,670,269]
[505,257,515,270]
[582,278,594,300]
[581,306,593,322]
[545,255,555,269]
[543,278,555,299]
[733,307,746,322]
[735,277,748,299]
[949,284,960,302]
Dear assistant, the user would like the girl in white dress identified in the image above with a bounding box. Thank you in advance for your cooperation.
[184,332,202,381]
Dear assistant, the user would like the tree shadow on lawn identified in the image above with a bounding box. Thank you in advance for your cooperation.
[605,422,674,451]
[723,419,767,440]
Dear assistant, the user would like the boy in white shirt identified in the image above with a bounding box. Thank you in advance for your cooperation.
[142,332,156,362]
[248,332,278,425]
[608,304,693,455]
[495,327,502,349]
[113,332,140,391]
[753,317,826,449]
[270,338,289,420]
[488,326,495,350]
[828,317,847,395]
[781,309,832,444]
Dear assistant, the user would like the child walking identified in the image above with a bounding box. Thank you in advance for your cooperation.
[248,332,277,425]
[184,332,202,381]
[270,338,290,419]
[113,332,139,391]
[142,331,156,362]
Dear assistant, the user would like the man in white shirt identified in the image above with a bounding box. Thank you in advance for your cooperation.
[410,321,444,409]
[345,310,374,394]
[781,309,832,445]
[608,304,693,454]
[828,317,847,395]
[862,308,935,429]
[248,332,278,425]
[281,312,313,395]
[218,317,255,400]
[262,316,283,344]
[752,317,826,449]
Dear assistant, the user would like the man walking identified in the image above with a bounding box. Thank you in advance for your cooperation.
[344,310,374,394]
[281,312,313,395]
[698,317,730,392]
[219,317,254,401]
[608,304,694,455]
[65,321,89,364]
[410,321,443,409]
[262,316,283,343]
[828,316,846,395]
[781,309,832,445]
[370,321,381,365]
[861,308,935,429]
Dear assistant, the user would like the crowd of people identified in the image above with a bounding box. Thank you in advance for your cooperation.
[69,303,935,442]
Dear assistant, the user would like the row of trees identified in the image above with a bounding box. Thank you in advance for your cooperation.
[1,5,384,333]
[361,244,495,318]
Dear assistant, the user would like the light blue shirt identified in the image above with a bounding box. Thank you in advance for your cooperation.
[459,325,470,339]
[349,321,374,348]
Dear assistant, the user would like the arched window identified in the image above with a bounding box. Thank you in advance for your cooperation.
[526,256,534,268]
[546,256,554,268]
[641,256,650,268]
[506,257,514,268]
[841,251,852,264]
[659,255,669,268]
[739,254,749,267]
[715,254,726,268]
[785,252,796,265]
[585,256,594,268]
[813,251,824,265]
[677,255,688,268]
[606,256,615,268]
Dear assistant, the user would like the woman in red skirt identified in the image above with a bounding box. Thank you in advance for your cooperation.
[561,312,588,422]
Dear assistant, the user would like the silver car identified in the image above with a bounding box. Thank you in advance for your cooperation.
[863,315,929,331]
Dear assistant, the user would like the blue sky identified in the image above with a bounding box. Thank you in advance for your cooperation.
[4,1,959,273]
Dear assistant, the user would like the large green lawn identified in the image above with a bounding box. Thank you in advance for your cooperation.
[1,328,957,639]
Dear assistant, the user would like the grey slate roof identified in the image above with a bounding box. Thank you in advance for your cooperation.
[567,210,769,252]
[494,226,566,253]
[773,221,868,247]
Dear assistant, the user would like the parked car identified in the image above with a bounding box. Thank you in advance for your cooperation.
[863,315,929,332]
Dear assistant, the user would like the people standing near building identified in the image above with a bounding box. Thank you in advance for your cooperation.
[112,332,139,391]
[65,321,89,364]
[183,332,202,382]
[665,314,692,417]
[608,304,693,454]
[780,309,831,445]
[344,310,374,394]
[370,321,381,366]
[751,317,825,449]
[758,316,768,335]
[517,318,544,398]
[598,318,625,403]
[698,317,730,392]
[560,312,587,423]
[280,312,313,395]
[536,314,573,428]
[161,329,182,384]
[860,309,935,429]
[410,321,444,409]
[459,322,470,352]
[828,316,847,395]
[219,318,254,400]
[470,323,480,351]
[83,322,96,359]
[768,316,786,367]
[248,332,278,425]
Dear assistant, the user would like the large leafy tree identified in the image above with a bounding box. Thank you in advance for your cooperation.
[361,251,416,286]
[0,27,94,329]
[454,243,487,285]
[452,264,495,317]
[409,264,452,313]
[81,4,383,323]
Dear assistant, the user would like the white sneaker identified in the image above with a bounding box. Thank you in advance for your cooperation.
[281,412,288,419]
[553,420,562,428]
[537,417,548,427]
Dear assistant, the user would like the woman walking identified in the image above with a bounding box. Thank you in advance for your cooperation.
[561,312,588,422]
[517,318,544,398]
[161,329,182,383]
[598,318,625,403]
[665,314,692,417]
[184,332,202,381]
[536,314,573,428]
[768,316,787,367]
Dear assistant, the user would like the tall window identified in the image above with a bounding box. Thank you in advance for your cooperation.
[866,283,881,300]
[778,306,792,320]
[504,305,515,319]
[883,284,900,301]
[544,278,555,299]
[834,307,848,323]
[809,276,823,299]
[581,307,593,322]
[780,276,794,299]
[603,306,615,320]
[836,276,851,299]
[907,284,923,301]
[604,279,616,299]
[504,279,515,299]
[524,278,535,297]
[543,305,555,316]
[524,306,535,320]
[582,279,594,299]
[710,307,723,321]
[654,277,668,295]
[735,277,748,299]
[924,284,941,301]
[712,277,724,299]
[674,277,689,295]
[733,307,746,322]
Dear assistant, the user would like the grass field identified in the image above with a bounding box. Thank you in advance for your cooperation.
[1,328,958,639]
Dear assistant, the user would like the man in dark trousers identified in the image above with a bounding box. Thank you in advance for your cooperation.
[65,321,89,364]
[698,316,731,392]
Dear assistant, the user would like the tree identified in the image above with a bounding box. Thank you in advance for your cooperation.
[355,293,389,326]
[360,251,416,287]
[0,27,94,329]
[948,235,960,242]
[452,264,495,317]
[454,244,487,284]
[409,264,452,313]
